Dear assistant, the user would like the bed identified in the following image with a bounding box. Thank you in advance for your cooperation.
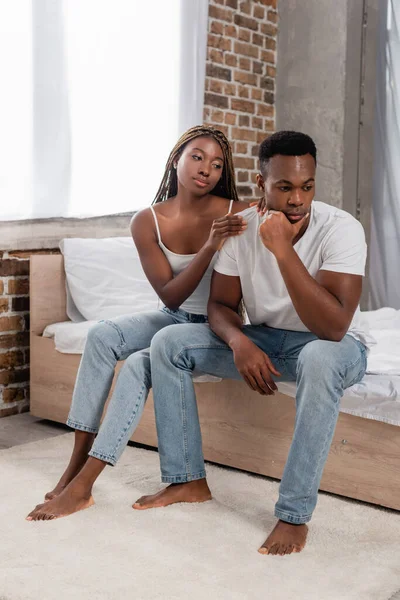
[30,248,400,511]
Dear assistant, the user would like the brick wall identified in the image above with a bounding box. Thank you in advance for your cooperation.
[204,0,277,201]
[0,251,59,417]
[0,0,278,418]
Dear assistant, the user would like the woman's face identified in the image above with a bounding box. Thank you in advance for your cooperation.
[175,136,224,196]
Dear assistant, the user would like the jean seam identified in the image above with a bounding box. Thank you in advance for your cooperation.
[108,383,148,461]
[179,370,191,479]
[66,419,98,434]
[172,343,229,366]
[89,450,117,466]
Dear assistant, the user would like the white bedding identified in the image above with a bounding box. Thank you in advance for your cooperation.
[43,308,400,427]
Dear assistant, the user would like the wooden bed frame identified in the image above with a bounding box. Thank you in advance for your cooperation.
[30,254,400,511]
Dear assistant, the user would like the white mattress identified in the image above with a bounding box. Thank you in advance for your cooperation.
[43,307,400,426]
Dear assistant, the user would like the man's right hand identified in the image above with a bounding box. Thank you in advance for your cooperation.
[231,336,281,395]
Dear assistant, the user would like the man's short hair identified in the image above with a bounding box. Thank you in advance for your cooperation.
[259,131,317,173]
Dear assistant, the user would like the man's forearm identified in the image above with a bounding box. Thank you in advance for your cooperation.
[208,301,246,349]
[275,247,349,341]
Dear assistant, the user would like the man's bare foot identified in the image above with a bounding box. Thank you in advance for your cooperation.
[26,481,94,521]
[132,479,212,510]
[258,520,308,556]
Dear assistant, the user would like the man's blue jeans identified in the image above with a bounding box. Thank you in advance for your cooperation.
[150,324,367,525]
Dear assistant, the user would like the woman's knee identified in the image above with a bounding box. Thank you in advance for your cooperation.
[86,320,123,353]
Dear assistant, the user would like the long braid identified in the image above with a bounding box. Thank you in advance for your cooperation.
[152,125,239,204]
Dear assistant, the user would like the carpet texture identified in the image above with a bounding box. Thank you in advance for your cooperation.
[1,433,400,600]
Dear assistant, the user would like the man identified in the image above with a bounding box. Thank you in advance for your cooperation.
[133,131,372,556]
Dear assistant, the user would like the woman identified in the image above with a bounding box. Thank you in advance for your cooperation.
[27,125,249,521]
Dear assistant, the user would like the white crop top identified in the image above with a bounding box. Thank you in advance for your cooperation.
[150,199,234,315]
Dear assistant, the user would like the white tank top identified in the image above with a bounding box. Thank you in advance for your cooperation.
[150,199,234,315]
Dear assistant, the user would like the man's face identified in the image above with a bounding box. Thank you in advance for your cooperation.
[256,153,316,224]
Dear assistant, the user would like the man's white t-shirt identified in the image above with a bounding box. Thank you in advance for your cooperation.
[214,202,373,348]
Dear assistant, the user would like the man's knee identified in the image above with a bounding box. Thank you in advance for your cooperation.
[297,339,343,380]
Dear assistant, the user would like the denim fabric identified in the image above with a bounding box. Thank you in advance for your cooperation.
[150,323,367,524]
[66,307,207,466]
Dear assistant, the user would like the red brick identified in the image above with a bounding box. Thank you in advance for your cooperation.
[210,20,224,35]
[261,23,278,37]
[211,109,224,124]
[224,83,237,96]
[253,5,265,19]
[237,185,253,196]
[209,5,233,22]
[234,14,259,31]
[234,70,257,86]
[256,130,269,143]
[224,112,237,125]
[224,24,237,38]
[0,350,24,369]
[0,259,29,277]
[262,0,277,6]
[8,249,59,258]
[252,33,263,47]
[267,10,278,23]
[11,297,30,312]
[225,53,238,67]
[204,93,229,109]
[2,388,25,403]
[261,77,275,91]
[238,85,250,98]
[0,332,29,350]
[0,298,9,313]
[239,115,250,127]
[208,48,224,64]
[257,103,274,117]
[231,98,255,113]
[264,91,274,104]
[239,1,252,15]
[251,88,263,101]
[238,171,249,182]
[261,50,275,64]
[0,368,29,385]
[8,278,29,296]
[226,0,238,8]
[0,316,24,332]
[235,142,248,154]
[253,60,263,75]
[209,79,224,94]
[264,119,274,131]
[0,406,20,417]
[232,127,256,141]
[265,37,276,51]
[0,281,3,294]
[238,28,251,42]
[252,116,263,129]
[234,156,255,169]
[208,34,232,52]
[206,63,232,82]
[266,65,276,77]
[252,144,260,157]
[239,57,251,71]
[234,41,259,59]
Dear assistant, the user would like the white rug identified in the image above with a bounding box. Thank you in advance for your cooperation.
[1,434,400,600]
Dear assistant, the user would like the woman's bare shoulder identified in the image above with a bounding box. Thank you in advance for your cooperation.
[230,200,251,214]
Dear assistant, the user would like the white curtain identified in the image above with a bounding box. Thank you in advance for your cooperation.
[370,0,400,309]
[0,0,208,221]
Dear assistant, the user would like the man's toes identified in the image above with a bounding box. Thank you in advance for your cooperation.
[278,545,287,556]
[284,545,294,555]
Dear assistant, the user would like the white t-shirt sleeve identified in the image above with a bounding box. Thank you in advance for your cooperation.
[214,238,239,276]
[320,217,367,275]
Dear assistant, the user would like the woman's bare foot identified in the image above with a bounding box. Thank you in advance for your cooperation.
[132,479,212,510]
[44,430,96,501]
[27,480,94,521]
[258,520,308,556]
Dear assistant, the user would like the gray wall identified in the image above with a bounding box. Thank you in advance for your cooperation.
[276,0,379,306]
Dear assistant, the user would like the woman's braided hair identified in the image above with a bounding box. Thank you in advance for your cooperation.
[152,125,239,204]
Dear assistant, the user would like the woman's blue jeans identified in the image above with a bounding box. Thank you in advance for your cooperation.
[66,308,208,466]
